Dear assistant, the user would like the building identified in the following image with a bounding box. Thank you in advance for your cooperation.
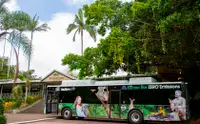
[0,69,75,99]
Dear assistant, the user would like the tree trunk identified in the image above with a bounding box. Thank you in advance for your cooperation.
[1,33,7,70]
[12,46,19,88]
[0,31,9,38]
[25,86,28,104]
[27,32,33,73]
[7,45,13,79]
[18,31,22,59]
[81,30,83,56]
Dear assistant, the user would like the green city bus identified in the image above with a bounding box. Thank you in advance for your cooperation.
[45,77,190,124]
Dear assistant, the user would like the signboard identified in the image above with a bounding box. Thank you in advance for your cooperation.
[122,84,181,90]
[43,72,71,82]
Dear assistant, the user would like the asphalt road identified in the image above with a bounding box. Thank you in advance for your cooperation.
[29,118,127,124]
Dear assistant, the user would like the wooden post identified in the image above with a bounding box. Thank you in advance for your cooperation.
[0,85,3,99]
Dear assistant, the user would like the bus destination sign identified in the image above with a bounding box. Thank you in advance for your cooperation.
[125,84,181,90]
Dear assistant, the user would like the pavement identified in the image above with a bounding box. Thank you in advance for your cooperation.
[5,113,58,124]
[5,113,126,124]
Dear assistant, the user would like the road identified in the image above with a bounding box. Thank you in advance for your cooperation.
[6,113,127,124]
[6,113,186,124]
[29,118,127,124]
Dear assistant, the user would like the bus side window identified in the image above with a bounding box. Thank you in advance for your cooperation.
[59,91,76,103]
[121,90,135,104]
[76,87,101,104]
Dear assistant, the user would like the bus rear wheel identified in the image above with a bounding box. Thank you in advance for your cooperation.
[128,110,143,124]
[61,108,72,120]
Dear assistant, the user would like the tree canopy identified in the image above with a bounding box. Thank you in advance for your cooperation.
[62,0,200,79]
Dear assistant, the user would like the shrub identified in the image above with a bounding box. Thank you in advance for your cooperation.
[34,95,42,101]
[12,85,23,99]
[13,100,22,109]
[26,96,34,105]
[0,100,6,124]
[4,101,14,111]
[0,115,6,124]
[0,100,4,115]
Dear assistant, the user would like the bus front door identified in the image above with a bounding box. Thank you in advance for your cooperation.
[46,90,59,114]
[109,90,121,119]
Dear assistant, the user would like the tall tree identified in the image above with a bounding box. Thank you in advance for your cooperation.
[27,14,50,73]
[66,8,96,55]
[9,11,31,58]
[7,31,32,88]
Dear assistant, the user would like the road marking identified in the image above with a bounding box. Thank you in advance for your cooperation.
[8,117,56,124]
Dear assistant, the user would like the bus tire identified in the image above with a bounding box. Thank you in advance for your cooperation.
[128,109,143,124]
[61,108,72,120]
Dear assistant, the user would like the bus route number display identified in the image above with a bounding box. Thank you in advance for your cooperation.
[127,84,181,90]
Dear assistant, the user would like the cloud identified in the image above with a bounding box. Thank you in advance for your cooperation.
[4,0,20,12]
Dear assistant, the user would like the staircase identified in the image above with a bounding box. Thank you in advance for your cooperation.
[20,99,45,113]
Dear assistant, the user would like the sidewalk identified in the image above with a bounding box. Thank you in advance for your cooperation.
[5,113,58,123]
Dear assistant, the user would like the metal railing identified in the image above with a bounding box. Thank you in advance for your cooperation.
[1,92,42,98]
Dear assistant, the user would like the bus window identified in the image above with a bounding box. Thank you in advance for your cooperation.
[75,87,101,104]
[121,89,180,105]
[59,91,76,103]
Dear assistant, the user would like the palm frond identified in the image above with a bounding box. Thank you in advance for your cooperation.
[66,23,78,34]
[84,25,97,42]
[30,14,50,32]
[1,12,11,29]
[77,8,83,24]
[0,0,10,7]
[73,29,79,42]
[9,11,31,31]
[34,23,50,31]
[7,31,32,59]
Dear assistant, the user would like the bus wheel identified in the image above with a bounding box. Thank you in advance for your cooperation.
[128,110,143,124]
[61,108,72,120]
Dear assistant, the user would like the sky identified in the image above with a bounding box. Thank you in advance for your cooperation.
[0,0,132,78]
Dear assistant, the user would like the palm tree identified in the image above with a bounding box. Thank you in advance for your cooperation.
[27,14,50,72]
[9,11,31,58]
[7,30,32,88]
[0,0,10,38]
[66,8,96,55]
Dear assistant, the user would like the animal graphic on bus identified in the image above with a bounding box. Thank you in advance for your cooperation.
[169,90,186,121]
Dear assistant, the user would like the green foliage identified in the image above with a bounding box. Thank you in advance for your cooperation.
[0,115,6,124]
[13,100,22,109]
[0,98,6,124]
[0,100,4,115]
[26,96,41,105]
[62,0,200,78]
[0,57,15,79]
[12,85,23,99]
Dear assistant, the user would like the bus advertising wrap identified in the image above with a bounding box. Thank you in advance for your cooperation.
[58,85,186,121]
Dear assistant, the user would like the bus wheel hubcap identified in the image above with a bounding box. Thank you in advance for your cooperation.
[131,113,139,122]
[64,110,70,117]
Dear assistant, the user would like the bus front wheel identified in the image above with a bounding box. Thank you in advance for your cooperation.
[128,110,143,124]
[61,108,72,120]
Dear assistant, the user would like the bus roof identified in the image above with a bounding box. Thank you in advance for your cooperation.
[47,81,183,87]
[51,77,183,87]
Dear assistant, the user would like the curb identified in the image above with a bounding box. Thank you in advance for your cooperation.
[7,117,56,124]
